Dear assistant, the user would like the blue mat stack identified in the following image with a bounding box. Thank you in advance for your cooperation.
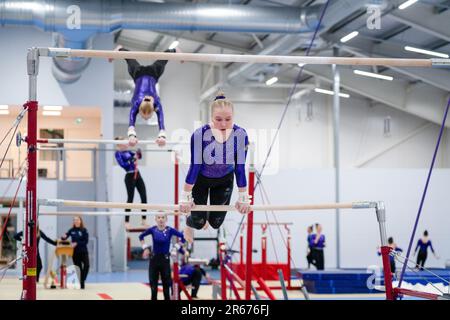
[302,271,375,294]
[300,269,450,294]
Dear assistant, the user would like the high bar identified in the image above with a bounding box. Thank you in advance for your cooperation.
[37,47,450,68]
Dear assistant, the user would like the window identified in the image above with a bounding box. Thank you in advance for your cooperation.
[39,129,64,161]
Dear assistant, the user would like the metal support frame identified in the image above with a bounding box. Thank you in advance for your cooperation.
[375,202,395,300]
[332,47,341,268]
[171,152,181,300]
[23,46,442,302]
[239,222,292,290]
[219,241,227,300]
[22,47,40,300]
[245,151,256,300]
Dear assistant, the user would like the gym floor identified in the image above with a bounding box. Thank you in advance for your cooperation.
[0,276,390,300]
[2,266,434,300]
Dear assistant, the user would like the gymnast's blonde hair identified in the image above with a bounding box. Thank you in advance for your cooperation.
[139,96,155,118]
[210,90,234,115]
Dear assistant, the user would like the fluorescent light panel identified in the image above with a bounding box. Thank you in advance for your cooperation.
[43,105,63,111]
[354,70,394,81]
[314,88,350,98]
[399,0,419,10]
[0,110,10,115]
[404,46,449,58]
[265,77,278,86]
[169,40,179,50]
[42,111,61,116]
[340,31,359,43]
[0,105,8,110]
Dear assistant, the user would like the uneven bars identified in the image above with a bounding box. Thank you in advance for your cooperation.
[38,138,188,146]
[40,47,450,68]
[39,199,379,211]
[39,211,177,216]
[242,222,294,225]
[38,147,174,152]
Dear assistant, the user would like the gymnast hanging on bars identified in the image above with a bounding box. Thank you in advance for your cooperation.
[180,91,251,243]
[114,137,148,229]
[109,44,182,147]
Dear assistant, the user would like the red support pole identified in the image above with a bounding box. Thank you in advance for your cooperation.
[240,234,243,264]
[245,168,255,300]
[172,152,180,300]
[179,282,192,300]
[381,246,395,300]
[256,277,276,300]
[60,264,66,289]
[219,241,227,300]
[286,225,292,289]
[23,101,38,300]
[226,273,241,300]
[239,226,244,264]
[393,288,440,300]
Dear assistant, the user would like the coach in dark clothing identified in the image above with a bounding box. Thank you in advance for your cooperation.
[61,216,89,289]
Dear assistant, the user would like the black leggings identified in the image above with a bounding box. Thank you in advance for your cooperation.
[416,251,427,270]
[390,259,396,274]
[125,171,147,223]
[306,249,315,268]
[312,249,324,270]
[186,173,234,230]
[36,253,43,283]
[149,254,172,300]
[72,251,90,289]
[120,47,171,81]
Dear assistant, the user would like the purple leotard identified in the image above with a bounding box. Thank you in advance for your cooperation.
[185,124,249,188]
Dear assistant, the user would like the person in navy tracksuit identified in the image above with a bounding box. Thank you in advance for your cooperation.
[139,214,186,300]
[61,216,89,289]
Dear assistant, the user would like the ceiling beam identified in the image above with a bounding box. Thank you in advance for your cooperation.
[302,65,450,128]
[321,32,450,92]
[388,4,450,43]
